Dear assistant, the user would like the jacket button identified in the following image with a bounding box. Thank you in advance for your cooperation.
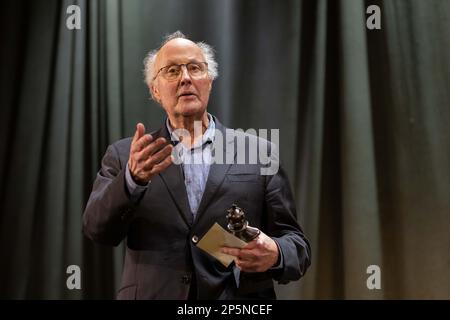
[191,235,199,244]
[181,275,191,284]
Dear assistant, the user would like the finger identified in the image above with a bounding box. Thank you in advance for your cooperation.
[235,257,250,268]
[139,137,168,159]
[137,123,145,138]
[237,262,259,273]
[236,248,257,261]
[132,134,153,153]
[221,247,241,257]
[150,154,173,175]
[143,145,173,170]
[236,257,262,272]
[234,259,242,270]
[132,123,146,144]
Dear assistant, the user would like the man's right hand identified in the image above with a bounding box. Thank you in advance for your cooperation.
[128,123,173,185]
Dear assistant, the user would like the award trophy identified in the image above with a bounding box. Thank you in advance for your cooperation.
[226,204,260,242]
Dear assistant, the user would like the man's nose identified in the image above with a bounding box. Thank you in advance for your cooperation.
[180,65,192,85]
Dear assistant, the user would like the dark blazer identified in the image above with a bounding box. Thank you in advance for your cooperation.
[82,116,311,299]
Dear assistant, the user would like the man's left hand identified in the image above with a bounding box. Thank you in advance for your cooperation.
[221,232,280,273]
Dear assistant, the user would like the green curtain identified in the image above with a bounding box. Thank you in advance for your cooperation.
[296,0,450,299]
[0,0,449,299]
[0,0,124,299]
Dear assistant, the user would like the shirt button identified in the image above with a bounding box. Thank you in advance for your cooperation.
[191,235,199,244]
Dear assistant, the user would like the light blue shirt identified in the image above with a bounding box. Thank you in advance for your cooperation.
[166,114,215,218]
[125,114,215,220]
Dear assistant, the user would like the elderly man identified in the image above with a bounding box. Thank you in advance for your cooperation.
[83,31,311,300]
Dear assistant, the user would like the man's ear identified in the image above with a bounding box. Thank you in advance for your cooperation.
[151,83,161,102]
[208,79,213,93]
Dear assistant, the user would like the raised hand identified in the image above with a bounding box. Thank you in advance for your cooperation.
[128,123,173,185]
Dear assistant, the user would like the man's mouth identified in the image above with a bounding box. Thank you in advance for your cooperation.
[178,92,196,99]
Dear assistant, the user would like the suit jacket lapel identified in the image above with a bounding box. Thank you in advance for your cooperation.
[194,119,235,225]
[154,126,193,227]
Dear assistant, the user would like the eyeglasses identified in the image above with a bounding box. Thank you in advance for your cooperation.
[153,62,208,81]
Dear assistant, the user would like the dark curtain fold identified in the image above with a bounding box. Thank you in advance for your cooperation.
[0,0,449,299]
[0,0,123,299]
[366,0,450,299]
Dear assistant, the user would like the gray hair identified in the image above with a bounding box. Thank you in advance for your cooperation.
[143,31,218,96]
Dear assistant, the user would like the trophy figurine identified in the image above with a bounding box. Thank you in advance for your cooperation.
[226,204,260,242]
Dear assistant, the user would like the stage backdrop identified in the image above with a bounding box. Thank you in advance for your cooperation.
[0,0,449,299]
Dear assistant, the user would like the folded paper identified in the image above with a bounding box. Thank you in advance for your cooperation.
[196,222,248,267]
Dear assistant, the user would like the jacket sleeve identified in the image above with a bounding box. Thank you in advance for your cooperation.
[82,144,137,246]
[265,165,312,284]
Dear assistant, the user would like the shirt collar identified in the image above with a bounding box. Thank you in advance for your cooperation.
[166,113,215,148]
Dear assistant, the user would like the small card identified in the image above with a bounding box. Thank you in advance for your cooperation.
[196,223,248,267]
